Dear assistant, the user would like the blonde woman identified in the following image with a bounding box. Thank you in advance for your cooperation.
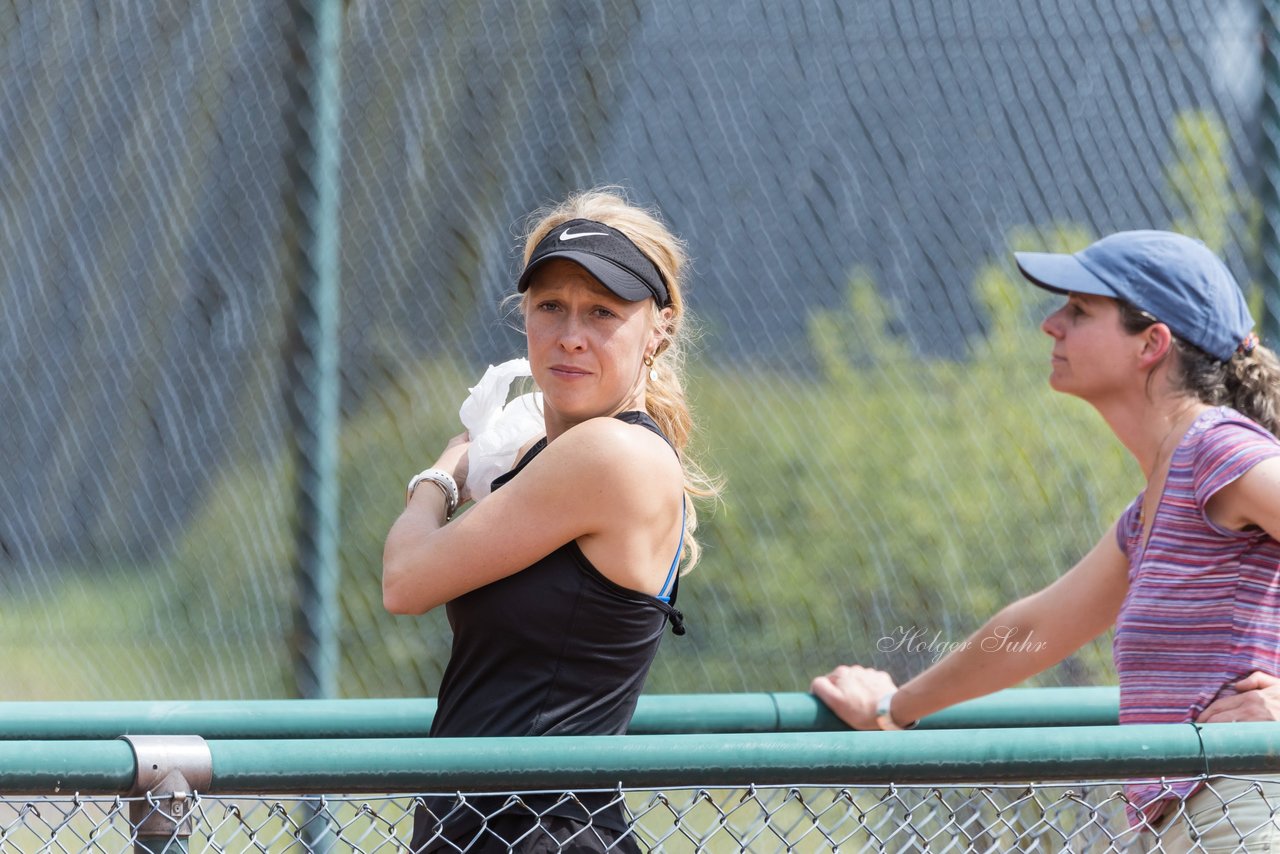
[384,189,715,853]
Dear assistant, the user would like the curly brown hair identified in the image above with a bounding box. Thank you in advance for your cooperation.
[1118,302,1280,437]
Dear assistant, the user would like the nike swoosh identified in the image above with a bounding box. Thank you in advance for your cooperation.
[559,227,609,241]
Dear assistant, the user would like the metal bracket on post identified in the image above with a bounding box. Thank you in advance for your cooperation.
[120,736,213,854]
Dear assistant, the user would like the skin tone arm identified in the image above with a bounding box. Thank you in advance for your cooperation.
[1204,457,1280,536]
[383,416,678,614]
[1195,457,1280,722]
[812,523,1130,729]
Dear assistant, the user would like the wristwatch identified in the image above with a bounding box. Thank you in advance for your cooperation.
[407,468,459,518]
[875,689,918,731]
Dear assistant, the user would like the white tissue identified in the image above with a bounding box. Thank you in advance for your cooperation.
[459,359,544,501]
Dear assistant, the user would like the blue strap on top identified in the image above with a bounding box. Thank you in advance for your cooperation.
[655,497,686,603]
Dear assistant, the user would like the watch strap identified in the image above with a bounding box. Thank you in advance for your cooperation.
[875,689,918,731]
[407,468,459,518]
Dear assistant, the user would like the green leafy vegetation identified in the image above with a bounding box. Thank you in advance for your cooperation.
[6,108,1253,700]
[4,255,1136,698]
[647,223,1133,692]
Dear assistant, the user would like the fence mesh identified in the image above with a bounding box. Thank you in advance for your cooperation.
[2,0,1274,698]
[1,777,1277,853]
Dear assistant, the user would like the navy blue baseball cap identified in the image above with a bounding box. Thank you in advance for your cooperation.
[517,218,671,307]
[1015,230,1254,362]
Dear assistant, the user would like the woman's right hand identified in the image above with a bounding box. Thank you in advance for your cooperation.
[810,664,898,730]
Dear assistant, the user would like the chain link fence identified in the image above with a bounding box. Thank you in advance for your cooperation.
[3,0,1277,700]
[2,777,1278,852]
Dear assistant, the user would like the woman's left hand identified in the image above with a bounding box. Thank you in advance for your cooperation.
[1198,672,1280,723]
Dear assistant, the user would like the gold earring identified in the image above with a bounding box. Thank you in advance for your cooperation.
[643,354,658,381]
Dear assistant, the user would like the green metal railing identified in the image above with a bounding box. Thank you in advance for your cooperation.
[1,695,1277,853]
[2,722,1277,794]
[0,686,1118,740]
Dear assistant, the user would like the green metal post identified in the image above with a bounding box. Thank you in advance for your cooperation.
[284,0,343,705]
[1262,0,1280,341]
[283,1,343,850]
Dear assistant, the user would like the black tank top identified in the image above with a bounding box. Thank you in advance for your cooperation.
[413,411,685,849]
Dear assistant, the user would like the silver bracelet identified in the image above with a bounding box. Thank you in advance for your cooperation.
[407,468,459,518]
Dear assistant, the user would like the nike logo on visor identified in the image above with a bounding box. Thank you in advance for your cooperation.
[559,227,609,241]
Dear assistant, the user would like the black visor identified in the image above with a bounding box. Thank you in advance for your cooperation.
[516,218,671,307]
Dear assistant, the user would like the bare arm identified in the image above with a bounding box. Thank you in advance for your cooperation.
[812,523,1129,729]
[1197,458,1280,723]
[1205,457,1280,539]
[382,417,675,615]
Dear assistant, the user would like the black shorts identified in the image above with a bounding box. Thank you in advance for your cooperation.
[412,800,642,853]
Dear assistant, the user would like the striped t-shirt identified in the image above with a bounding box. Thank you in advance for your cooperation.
[1114,406,1280,823]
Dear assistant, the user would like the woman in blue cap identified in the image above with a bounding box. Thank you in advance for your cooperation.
[812,231,1280,850]
[384,189,717,852]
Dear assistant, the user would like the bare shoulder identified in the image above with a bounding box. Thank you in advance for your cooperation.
[515,434,545,460]
[547,416,681,492]
[561,415,671,451]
